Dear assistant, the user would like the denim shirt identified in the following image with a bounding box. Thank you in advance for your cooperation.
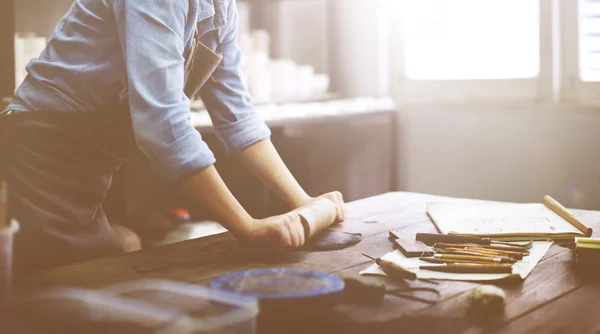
[6,0,271,181]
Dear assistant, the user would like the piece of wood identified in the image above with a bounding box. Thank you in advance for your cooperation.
[392,235,433,257]
[544,195,593,237]
[294,198,337,239]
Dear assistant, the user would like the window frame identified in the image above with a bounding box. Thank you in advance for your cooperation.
[562,0,600,105]
[388,0,555,106]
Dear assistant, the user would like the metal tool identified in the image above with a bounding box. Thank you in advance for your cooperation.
[343,277,440,305]
[387,286,441,305]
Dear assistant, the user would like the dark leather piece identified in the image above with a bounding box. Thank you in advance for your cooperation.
[303,230,362,251]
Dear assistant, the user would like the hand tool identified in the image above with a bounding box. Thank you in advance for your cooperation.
[436,246,523,260]
[459,247,525,260]
[362,253,439,285]
[362,253,417,280]
[419,257,502,265]
[414,233,491,246]
[433,242,529,254]
[493,240,533,249]
[420,263,513,274]
[343,277,440,305]
[431,253,514,264]
[433,249,517,263]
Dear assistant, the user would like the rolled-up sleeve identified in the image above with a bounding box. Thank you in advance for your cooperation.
[113,0,215,181]
[199,6,271,154]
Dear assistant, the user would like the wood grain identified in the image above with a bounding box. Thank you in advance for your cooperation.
[495,283,600,334]
[14,192,600,334]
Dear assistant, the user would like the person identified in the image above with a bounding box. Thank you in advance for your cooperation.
[0,0,345,274]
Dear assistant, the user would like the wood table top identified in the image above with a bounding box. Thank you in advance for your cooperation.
[15,192,600,333]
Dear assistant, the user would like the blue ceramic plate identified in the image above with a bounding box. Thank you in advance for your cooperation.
[209,268,345,299]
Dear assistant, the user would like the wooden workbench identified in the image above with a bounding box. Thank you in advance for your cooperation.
[15,192,600,333]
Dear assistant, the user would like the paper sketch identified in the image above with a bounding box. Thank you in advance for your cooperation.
[428,201,583,237]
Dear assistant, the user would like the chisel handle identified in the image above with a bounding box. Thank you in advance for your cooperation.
[376,258,417,280]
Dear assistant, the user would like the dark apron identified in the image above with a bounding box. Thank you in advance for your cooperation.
[0,29,223,274]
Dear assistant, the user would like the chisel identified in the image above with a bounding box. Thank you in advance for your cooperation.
[415,233,491,246]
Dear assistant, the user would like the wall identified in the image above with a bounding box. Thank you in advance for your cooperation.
[328,0,389,98]
[250,0,329,74]
[15,1,251,37]
[396,105,600,210]
[15,0,74,37]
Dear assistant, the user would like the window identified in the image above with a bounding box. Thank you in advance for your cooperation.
[389,0,548,104]
[579,0,600,82]
[563,0,600,103]
[403,0,540,81]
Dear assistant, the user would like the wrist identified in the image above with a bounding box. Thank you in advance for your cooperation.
[226,212,256,239]
[290,193,312,209]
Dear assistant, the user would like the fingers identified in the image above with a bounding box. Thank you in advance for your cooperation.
[291,212,305,247]
[280,212,305,248]
[276,220,292,247]
[329,191,345,223]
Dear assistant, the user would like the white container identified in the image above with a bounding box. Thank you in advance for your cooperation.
[251,30,271,54]
[312,74,330,96]
[270,59,297,101]
[104,280,259,334]
[249,52,272,104]
[295,65,314,99]
[0,219,18,303]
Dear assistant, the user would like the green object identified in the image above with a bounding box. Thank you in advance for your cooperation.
[469,285,506,310]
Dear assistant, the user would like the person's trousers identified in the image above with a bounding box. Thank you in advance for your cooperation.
[0,110,134,274]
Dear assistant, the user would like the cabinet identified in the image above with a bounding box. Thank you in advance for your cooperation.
[108,109,397,225]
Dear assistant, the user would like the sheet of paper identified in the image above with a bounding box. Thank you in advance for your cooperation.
[428,201,582,237]
[359,241,553,281]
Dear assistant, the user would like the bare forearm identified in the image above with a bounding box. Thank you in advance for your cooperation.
[176,165,253,239]
[236,140,310,209]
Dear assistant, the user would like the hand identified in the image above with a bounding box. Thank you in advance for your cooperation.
[317,191,346,224]
[246,211,306,248]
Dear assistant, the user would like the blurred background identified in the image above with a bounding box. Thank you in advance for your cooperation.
[2,0,600,244]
